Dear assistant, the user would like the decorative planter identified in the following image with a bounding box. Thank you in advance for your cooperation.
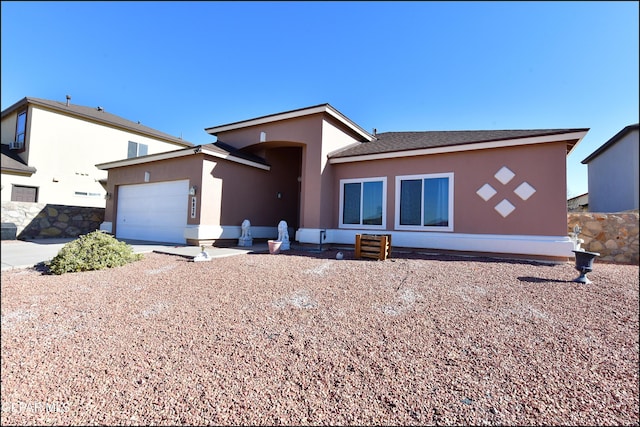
[268,240,282,255]
[572,249,600,284]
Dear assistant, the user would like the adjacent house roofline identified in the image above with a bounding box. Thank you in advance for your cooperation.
[1,97,194,148]
[96,144,270,171]
[581,123,639,164]
[328,129,589,164]
[1,144,37,175]
[205,103,374,142]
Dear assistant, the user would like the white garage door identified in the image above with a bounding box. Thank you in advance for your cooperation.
[116,180,189,244]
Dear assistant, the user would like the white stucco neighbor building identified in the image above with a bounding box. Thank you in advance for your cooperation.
[582,123,639,213]
[1,96,193,207]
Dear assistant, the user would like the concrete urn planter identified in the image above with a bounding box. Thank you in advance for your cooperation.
[572,249,600,284]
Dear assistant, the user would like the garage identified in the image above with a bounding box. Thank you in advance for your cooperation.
[116,180,189,244]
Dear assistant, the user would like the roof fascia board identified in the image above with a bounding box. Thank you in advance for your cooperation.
[96,146,270,171]
[96,148,195,170]
[329,130,589,164]
[1,167,36,176]
[323,105,374,141]
[564,130,589,157]
[205,105,329,134]
[0,97,29,118]
[205,104,374,141]
[201,147,271,170]
[581,124,639,164]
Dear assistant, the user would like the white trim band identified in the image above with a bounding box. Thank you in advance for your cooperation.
[295,228,574,258]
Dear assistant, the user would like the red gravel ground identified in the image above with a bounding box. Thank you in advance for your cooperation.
[1,249,638,426]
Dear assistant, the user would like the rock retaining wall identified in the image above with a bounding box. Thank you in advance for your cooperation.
[568,211,639,265]
[1,202,104,240]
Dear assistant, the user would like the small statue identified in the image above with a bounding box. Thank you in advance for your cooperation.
[194,245,212,262]
[277,220,290,250]
[238,219,253,247]
[569,224,584,251]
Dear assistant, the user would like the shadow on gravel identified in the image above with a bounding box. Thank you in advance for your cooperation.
[518,276,573,283]
[33,261,51,275]
[255,247,560,267]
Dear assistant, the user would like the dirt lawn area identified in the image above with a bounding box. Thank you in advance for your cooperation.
[1,249,638,425]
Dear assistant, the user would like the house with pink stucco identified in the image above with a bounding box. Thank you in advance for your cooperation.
[96,103,588,262]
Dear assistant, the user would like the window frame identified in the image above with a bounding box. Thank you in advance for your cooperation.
[394,172,454,232]
[11,184,38,202]
[14,109,27,150]
[127,141,148,158]
[339,176,387,229]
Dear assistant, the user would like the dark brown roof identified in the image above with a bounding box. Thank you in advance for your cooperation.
[329,129,589,159]
[581,123,639,164]
[1,97,194,148]
[1,144,36,175]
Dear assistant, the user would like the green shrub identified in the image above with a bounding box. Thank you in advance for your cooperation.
[47,231,142,275]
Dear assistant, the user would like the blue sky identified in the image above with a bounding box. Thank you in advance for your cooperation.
[2,1,638,197]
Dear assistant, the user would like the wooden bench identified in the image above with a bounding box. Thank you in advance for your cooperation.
[355,234,392,260]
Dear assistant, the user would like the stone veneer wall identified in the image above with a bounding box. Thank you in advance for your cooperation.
[1,202,104,240]
[568,211,639,265]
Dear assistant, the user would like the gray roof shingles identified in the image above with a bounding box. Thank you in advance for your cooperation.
[329,129,589,159]
[1,97,194,148]
[1,144,36,174]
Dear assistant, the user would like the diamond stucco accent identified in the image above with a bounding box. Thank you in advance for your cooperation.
[514,182,536,200]
[494,166,515,185]
[476,183,497,201]
[494,199,516,217]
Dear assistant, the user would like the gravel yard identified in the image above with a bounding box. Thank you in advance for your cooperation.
[1,249,638,426]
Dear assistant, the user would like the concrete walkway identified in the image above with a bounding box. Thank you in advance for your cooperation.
[1,238,269,271]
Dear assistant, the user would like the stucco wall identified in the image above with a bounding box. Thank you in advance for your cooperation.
[102,156,200,229]
[214,148,301,228]
[332,142,569,236]
[101,149,301,238]
[212,113,365,230]
[568,211,639,265]
[1,201,104,239]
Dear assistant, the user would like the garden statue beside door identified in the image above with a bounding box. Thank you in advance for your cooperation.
[238,219,253,247]
[277,220,290,250]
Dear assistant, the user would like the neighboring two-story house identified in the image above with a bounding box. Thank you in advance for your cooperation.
[581,123,639,213]
[1,96,193,208]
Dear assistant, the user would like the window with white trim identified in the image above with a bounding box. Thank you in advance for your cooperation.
[339,177,386,228]
[395,173,454,231]
[127,141,148,158]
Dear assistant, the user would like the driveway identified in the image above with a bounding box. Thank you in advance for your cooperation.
[1,238,268,271]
